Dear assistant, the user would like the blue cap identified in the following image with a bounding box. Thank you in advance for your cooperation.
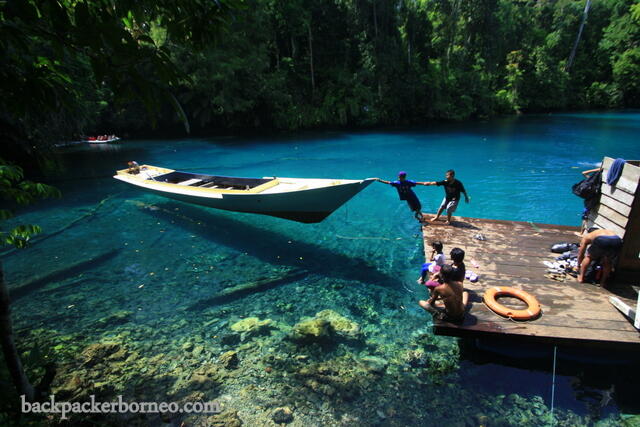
[398,171,407,177]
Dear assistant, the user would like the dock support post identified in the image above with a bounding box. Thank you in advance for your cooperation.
[636,291,640,330]
[550,345,557,426]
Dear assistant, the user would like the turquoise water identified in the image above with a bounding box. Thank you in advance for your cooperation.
[3,112,640,425]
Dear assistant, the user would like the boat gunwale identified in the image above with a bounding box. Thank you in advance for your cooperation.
[114,165,370,197]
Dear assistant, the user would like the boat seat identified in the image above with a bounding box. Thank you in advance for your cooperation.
[201,183,219,188]
[178,178,203,186]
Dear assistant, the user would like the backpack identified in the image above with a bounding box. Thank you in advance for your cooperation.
[572,170,602,199]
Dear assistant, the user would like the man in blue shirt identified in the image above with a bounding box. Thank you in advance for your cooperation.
[424,169,470,225]
[377,171,429,223]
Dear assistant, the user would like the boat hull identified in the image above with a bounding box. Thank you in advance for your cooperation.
[85,137,120,144]
[114,168,374,223]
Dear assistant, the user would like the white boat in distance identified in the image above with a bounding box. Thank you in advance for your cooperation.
[83,136,120,144]
[114,165,375,223]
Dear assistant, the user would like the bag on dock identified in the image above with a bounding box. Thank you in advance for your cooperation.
[550,242,579,253]
[583,261,602,284]
[572,170,602,199]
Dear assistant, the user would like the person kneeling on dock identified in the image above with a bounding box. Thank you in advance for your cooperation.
[419,265,468,323]
[577,228,623,286]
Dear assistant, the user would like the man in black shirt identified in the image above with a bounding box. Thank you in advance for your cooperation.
[425,169,470,225]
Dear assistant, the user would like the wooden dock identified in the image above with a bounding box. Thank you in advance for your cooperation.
[421,216,640,350]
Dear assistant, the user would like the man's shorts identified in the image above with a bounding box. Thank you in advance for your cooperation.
[587,235,623,260]
[439,197,459,214]
[407,196,422,212]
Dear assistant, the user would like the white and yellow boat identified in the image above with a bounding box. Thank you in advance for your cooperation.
[114,165,374,223]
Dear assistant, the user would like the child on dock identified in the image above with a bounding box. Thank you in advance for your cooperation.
[376,171,429,223]
[418,241,446,285]
[419,265,469,323]
[429,247,466,286]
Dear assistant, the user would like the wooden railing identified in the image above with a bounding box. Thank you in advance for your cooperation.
[587,157,640,271]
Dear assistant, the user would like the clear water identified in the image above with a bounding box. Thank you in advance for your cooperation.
[3,112,640,425]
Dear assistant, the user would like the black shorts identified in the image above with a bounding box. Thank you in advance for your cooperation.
[406,197,421,212]
[588,235,623,260]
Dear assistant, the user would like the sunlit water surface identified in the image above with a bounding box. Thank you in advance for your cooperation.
[4,112,640,425]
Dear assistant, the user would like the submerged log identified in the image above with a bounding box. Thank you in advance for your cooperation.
[189,269,308,310]
[0,193,120,258]
[9,248,121,300]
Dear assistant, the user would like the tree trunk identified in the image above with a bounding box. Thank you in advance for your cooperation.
[566,0,592,72]
[308,21,315,97]
[0,261,35,401]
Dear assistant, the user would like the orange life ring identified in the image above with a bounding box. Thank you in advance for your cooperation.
[483,286,541,320]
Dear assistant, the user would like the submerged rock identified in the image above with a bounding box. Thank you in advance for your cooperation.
[81,342,126,366]
[193,345,205,358]
[272,406,294,424]
[291,318,331,341]
[290,309,361,343]
[316,310,360,338]
[230,317,273,340]
[55,374,85,399]
[219,350,239,369]
[206,409,243,427]
[175,363,226,393]
[359,356,388,374]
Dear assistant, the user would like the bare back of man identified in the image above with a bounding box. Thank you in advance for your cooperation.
[419,280,468,321]
[577,228,622,285]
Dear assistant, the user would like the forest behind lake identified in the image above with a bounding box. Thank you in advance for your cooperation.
[1,0,639,151]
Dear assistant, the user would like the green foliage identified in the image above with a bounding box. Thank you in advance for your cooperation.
[0,159,60,248]
[2,0,640,142]
[613,47,640,105]
[0,0,242,147]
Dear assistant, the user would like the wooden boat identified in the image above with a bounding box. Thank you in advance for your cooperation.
[83,136,120,144]
[114,165,375,223]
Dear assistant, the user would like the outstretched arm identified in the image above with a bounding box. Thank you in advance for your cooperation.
[577,236,591,264]
[460,182,470,202]
[375,178,391,184]
[582,168,600,177]
[421,181,438,186]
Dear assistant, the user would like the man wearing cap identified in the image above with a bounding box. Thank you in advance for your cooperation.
[376,171,429,223]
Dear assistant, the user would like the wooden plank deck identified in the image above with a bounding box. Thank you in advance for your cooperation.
[421,216,640,349]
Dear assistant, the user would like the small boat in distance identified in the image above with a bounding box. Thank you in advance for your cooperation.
[114,164,375,223]
[82,135,120,144]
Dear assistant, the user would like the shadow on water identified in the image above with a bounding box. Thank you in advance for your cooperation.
[31,145,149,182]
[188,269,309,310]
[9,248,121,300]
[137,201,399,288]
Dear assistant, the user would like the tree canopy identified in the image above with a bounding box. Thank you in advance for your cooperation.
[1,0,639,149]
[0,0,241,150]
